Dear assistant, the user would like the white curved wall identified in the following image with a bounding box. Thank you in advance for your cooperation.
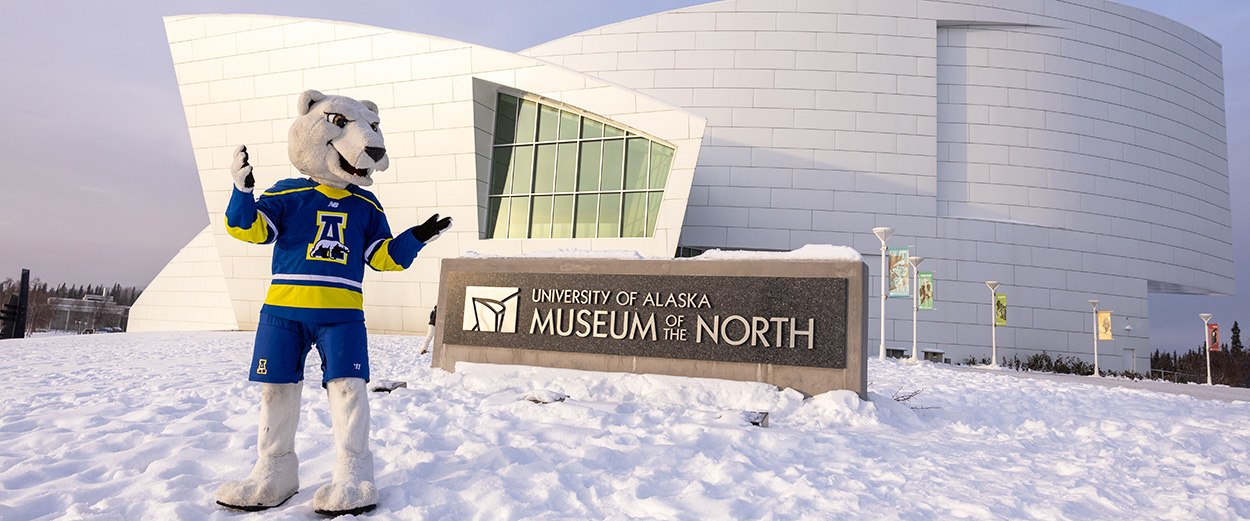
[128,225,238,332]
[522,0,1231,370]
[141,14,705,335]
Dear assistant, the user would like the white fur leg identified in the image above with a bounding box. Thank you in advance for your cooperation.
[216,382,302,511]
[313,377,379,515]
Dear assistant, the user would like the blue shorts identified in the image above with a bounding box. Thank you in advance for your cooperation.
[249,313,369,384]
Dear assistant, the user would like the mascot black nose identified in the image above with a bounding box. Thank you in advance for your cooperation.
[366,146,386,162]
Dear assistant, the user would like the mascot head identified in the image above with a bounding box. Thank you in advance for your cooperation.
[288,90,388,189]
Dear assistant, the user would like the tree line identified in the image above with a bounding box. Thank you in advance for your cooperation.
[1151,321,1250,388]
[0,277,144,333]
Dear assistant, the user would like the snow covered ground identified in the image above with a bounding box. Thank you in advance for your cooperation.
[1,331,1248,520]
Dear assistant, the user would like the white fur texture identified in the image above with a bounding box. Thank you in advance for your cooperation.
[215,382,302,510]
[230,145,253,193]
[313,377,379,514]
[288,90,388,189]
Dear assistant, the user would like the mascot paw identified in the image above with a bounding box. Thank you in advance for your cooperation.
[313,479,378,517]
[231,145,255,193]
[214,455,299,512]
[411,213,453,244]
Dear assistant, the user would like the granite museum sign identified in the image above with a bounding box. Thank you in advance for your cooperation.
[433,254,868,397]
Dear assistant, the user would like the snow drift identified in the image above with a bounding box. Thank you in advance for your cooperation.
[0,332,1248,520]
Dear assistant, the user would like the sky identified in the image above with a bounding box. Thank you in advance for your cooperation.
[0,0,1245,352]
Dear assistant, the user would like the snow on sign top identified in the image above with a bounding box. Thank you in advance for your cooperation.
[460,244,864,262]
[692,244,863,262]
[461,249,647,260]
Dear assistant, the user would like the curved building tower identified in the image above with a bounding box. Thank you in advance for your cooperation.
[523,0,1231,371]
[132,0,1230,373]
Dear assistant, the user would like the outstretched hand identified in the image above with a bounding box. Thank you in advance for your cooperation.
[231,145,255,192]
[411,214,453,244]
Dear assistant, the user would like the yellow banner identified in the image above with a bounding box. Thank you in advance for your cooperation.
[1097,311,1113,340]
[994,294,1006,325]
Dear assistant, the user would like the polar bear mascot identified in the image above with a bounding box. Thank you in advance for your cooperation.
[215,90,451,516]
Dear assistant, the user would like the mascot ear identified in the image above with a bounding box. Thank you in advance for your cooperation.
[361,100,379,115]
[297,90,327,116]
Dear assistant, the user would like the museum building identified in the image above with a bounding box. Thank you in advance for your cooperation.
[129,0,1232,372]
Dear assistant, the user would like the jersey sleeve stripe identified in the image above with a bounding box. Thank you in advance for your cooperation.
[364,238,385,261]
[225,213,271,244]
[366,239,405,272]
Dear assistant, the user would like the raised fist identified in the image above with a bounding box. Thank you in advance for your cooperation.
[411,214,453,244]
[231,145,255,192]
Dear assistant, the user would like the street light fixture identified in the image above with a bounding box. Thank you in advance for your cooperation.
[1200,313,1213,385]
[873,227,894,360]
[909,256,925,361]
[986,281,999,367]
[1088,300,1100,377]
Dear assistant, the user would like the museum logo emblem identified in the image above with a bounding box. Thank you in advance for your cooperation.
[463,286,521,333]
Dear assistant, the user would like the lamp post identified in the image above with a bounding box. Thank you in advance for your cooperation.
[909,256,925,361]
[1088,300,1100,377]
[1200,313,1213,385]
[986,281,999,367]
[873,227,894,360]
[1124,318,1134,374]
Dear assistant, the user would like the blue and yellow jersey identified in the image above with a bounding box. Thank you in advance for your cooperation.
[225,178,424,323]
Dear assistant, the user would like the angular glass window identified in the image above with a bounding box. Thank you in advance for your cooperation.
[486,92,676,240]
[516,100,538,144]
[538,105,559,142]
[489,146,512,195]
[559,111,580,140]
[533,144,557,194]
[649,144,674,190]
[508,196,530,239]
[598,193,621,238]
[624,137,650,190]
[552,195,574,239]
[508,145,534,195]
[601,139,624,191]
[574,194,598,238]
[494,94,518,145]
[555,142,577,193]
[577,141,601,192]
[488,197,509,238]
[581,117,603,139]
[621,192,648,238]
[530,195,553,239]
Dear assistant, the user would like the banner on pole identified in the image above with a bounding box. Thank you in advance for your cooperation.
[918,272,934,310]
[1209,323,1220,351]
[888,247,910,298]
[994,294,1007,325]
[1097,311,1113,340]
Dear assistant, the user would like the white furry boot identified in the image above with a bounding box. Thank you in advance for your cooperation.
[216,382,302,511]
[313,377,379,516]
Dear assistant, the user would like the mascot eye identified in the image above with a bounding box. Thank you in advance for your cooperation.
[325,113,349,128]
[370,122,379,132]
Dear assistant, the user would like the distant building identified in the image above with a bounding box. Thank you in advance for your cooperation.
[130,0,1232,372]
[46,295,129,332]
